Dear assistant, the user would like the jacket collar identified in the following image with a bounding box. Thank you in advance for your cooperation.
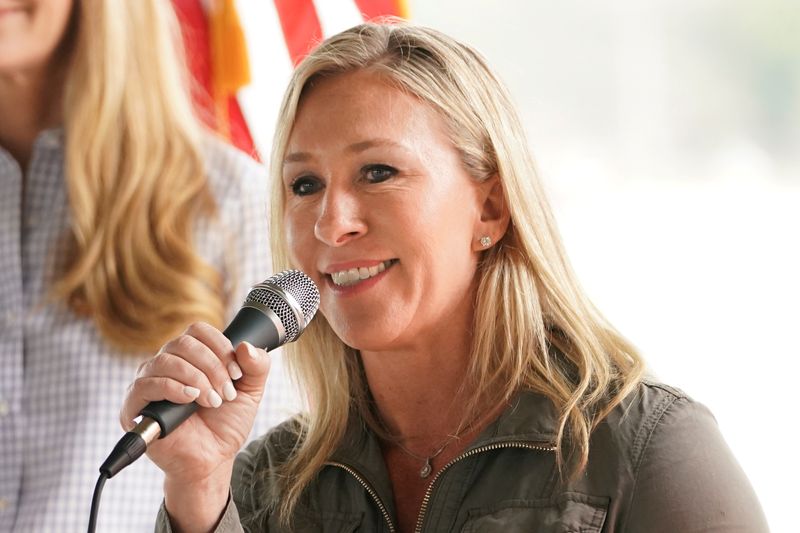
[469,390,559,448]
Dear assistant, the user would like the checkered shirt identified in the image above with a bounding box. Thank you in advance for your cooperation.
[0,130,301,532]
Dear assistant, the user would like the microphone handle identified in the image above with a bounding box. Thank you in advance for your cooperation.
[139,306,281,438]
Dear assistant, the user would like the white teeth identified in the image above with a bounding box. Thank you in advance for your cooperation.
[331,260,391,286]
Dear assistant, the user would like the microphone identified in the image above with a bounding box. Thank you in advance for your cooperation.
[99,270,320,478]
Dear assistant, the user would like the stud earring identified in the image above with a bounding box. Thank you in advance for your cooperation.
[479,236,492,247]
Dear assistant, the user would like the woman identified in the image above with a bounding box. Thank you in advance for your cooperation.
[0,1,295,531]
[123,21,769,532]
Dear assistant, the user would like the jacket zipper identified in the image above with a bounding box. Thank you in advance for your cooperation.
[413,441,556,533]
[326,461,397,532]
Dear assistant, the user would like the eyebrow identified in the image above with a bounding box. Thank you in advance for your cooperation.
[283,138,405,164]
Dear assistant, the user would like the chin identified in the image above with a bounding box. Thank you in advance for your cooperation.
[336,332,379,352]
[334,327,398,353]
[323,309,396,347]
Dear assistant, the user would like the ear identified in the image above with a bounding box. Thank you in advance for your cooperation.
[473,174,510,251]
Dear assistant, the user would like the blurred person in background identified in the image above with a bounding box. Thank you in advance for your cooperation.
[0,0,292,530]
[122,21,769,532]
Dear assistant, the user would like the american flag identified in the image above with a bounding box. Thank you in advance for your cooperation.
[172,0,409,159]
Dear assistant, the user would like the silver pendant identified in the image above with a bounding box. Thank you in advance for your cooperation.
[419,458,432,478]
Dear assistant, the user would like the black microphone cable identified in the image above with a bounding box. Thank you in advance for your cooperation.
[86,270,319,532]
[88,472,108,533]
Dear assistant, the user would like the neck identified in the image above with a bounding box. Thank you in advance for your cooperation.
[363,342,471,443]
[359,293,487,448]
[0,63,65,168]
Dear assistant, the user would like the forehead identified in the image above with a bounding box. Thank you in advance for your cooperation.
[287,70,451,151]
[298,69,410,115]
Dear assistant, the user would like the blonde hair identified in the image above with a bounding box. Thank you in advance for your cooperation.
[54,0,226,352]
[269,21,645,519]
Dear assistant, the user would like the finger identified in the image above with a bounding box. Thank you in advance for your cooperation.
[140,352,222,409]
[120,375,205,431]
[182,322,243,400]
[161,326,237,403]
[231,341,271,396]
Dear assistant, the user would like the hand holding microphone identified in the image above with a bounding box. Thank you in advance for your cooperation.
[91,270,319,532]
[105,270,319,511]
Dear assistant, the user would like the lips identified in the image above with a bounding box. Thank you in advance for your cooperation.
[329,259,396,287]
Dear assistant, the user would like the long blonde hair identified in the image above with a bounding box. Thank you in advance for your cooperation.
[54,0,225,352]
[269,21,645,519]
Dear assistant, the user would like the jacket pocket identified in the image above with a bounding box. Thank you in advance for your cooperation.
[461,492,608,533]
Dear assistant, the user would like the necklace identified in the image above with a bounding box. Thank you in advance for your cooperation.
[393,434,461,478]
[377,403,503,479]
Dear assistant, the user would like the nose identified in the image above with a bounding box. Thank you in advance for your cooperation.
[313,187,367,246]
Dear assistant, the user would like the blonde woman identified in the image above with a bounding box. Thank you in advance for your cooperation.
[0,1,295,531]
[123,21,768,532]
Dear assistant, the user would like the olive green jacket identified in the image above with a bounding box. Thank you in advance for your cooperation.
[157,381,769,532]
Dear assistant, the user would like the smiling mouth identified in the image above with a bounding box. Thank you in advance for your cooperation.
[329,259,397,287]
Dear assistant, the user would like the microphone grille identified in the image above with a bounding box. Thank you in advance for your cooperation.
[245,270,320,342]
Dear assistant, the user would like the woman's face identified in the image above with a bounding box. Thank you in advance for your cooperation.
[283,70,490,352]
[0,0,75,73]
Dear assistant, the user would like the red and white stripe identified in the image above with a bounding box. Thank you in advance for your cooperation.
[234,0,406,156]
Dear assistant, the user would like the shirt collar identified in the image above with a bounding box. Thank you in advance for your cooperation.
[34,127,64,150]
[0,127,65,170]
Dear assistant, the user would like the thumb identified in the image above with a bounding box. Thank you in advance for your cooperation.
[232,341,271,396]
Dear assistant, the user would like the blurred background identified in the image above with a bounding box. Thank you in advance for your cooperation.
[223,0,798,530]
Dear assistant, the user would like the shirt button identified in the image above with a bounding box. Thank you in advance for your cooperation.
[0,401,8,417]
[0,498,7,510]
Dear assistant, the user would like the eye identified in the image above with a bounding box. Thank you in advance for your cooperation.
[362,164,397,183]
[290,176,323,196]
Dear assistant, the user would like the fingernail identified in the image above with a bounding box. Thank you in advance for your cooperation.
[245,341,259,360]
[183,386,200,399]
[227,361,243,380]
[223,381,237,402]
[208,390,223,408]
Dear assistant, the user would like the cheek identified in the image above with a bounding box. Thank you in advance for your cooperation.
[283,221,303,267]
[421,195,478,249]
[0,3,73,69]
[284,209,316,266]
[39,2,74,48]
